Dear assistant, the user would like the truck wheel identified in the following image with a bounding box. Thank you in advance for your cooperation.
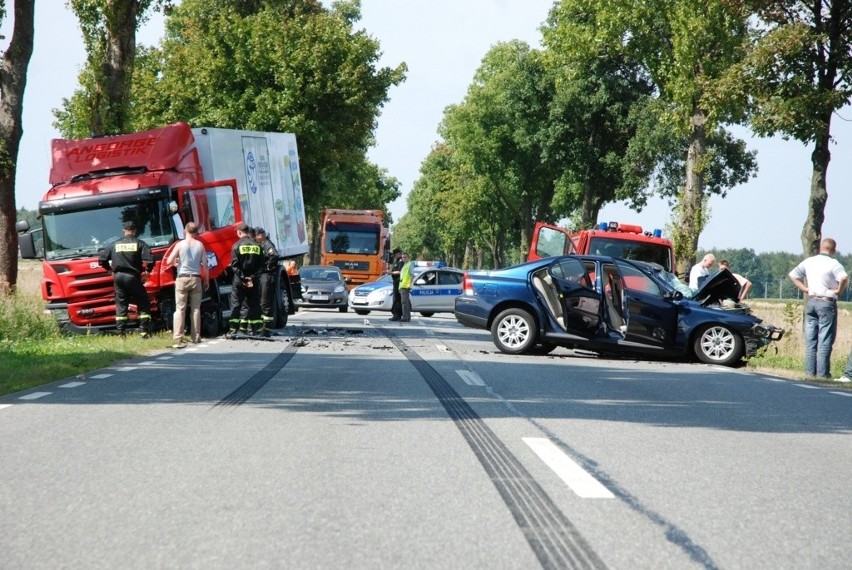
[693,324,743,366]
[159,297,175,333]
[274,279,289,328]
[491,308,537,355]
[201,282,224,337]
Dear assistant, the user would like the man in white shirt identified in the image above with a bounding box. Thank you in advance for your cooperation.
[788,238,848,379]
[165,222,209,347]
[718,260,752,300]
[689,253,716,289]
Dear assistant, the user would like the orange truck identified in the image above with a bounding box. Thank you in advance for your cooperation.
[319,209,390,288]
[529,221,676,272]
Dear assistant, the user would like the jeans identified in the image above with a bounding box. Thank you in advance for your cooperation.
[400,288,411,321]
[803,299,837,378]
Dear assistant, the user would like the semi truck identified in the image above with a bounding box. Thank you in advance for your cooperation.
[528,221,676,272]
[319,209,390,288]
[16,122,309,335]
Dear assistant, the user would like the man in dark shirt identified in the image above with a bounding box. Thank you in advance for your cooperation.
[388,248,404,321]
[254,227,279,337]
[98,220,153,336]
[227,222,264,336]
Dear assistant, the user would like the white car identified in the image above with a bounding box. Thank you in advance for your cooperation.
[348,265,464,317]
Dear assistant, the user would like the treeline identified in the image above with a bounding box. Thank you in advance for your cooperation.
[389,1,852,275]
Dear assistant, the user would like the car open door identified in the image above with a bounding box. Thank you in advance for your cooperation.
[544,257,601,337]
[612,259,678,349]
[528,222,576,261]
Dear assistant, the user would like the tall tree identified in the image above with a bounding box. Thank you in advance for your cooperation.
[440,41,555,263]
[734,1,852,255]
[65,0,170,136]
[545,0,757,275]
[108,0,406,232]
[0,0,35,292]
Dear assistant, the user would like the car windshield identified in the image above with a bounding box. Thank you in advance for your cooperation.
[650,266,695,296]
[301,267,342,281]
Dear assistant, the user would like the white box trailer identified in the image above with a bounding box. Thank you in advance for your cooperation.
[192,127,309,258]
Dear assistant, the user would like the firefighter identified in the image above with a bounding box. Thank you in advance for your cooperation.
[227,222,264,336]
[98,220,154,337]
[254,227,279,337]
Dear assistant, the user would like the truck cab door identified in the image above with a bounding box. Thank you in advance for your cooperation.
[529,222,576,261]
[544,257,601,337]
[175,179,240,278]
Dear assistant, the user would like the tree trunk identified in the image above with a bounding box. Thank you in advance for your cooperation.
[0,0,36,293]
[672,108,708,277]
[89,0,140,136]
[801,118,832,256]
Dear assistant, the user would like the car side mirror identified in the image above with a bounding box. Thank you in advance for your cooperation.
[668,291,684,301]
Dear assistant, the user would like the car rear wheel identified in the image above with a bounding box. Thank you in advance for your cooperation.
[491,308,537,354]
[693,324,743,366]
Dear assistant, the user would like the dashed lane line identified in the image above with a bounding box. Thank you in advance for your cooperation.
[18,392,51,401]
[58,382,86,388]
[456,369,485,387]
[90,374,113,379]
[524,437,615,499]
[830,391,852,397]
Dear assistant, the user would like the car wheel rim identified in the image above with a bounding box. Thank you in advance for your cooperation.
[498,315,530,348]
[700,326,735,361]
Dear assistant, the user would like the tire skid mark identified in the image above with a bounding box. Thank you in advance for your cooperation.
[213,342,299,408]
[383,329,607,570]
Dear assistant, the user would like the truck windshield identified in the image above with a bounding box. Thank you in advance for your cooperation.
[589,237,672,271]
[324,222,379,255]
[42,198,175,260]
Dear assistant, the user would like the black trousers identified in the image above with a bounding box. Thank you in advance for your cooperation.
[229,276,261,331]
[258,273,275,320]
[391,285,402,318]
[114,272,150,332]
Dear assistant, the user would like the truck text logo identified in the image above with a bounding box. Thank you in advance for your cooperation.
[68,138,156,162]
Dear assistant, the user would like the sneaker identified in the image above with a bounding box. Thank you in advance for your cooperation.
[834,376,852,383]
[172,341,186,349]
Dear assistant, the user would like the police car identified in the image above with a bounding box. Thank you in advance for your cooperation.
[348,262,464,316]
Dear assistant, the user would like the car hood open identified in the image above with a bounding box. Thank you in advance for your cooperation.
[692,269,741,306]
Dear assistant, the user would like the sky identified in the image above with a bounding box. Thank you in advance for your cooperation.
[3,0,851,255]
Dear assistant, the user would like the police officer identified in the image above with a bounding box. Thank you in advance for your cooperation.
[388,248,404,321]
[254,227,279,337]
[227,222,264,336]
[98,220,153,336]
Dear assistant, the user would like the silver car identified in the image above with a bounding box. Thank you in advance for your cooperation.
[295,265,349,312]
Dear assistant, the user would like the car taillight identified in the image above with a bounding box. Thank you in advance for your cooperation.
[462,272,474,296]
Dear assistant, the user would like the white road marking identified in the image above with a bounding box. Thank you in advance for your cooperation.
[763,377,785,382]
[114,367,137,372]
[139,361,156,366]
[0,404,12,410]
[157,356,173,360]
[794,384,820,390]
[523,437,614,499]
[830,391,852,397]
[58,382,86,388]
[19,392,51,401]
[456,370,485,386]
[90,373,113,379]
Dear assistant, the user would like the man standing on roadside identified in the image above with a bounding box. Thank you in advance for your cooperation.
[165,222,208,348]
[689,253,716,289]
[98,220,153,337]
[255,227,279,337]
[788,238,848,379]
[398,252,413,322]
[388,248,403,321]
[227,222,264,337]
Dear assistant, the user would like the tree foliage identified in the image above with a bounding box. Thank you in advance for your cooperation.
[731,0,852,255]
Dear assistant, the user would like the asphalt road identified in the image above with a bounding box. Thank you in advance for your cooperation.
[1,311,850,569]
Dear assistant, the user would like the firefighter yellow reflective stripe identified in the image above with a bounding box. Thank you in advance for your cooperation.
[115,243,138,252]
[238,244,262,255]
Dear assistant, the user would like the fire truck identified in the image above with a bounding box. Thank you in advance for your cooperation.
[528,221,675,272]
[319,209,390,288]
[16,123,309,335]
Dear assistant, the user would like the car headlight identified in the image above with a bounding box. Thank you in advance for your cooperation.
[334,285,345,293]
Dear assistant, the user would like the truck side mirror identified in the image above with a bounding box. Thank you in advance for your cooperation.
[16,220,30,233]
[18,231,38,259]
